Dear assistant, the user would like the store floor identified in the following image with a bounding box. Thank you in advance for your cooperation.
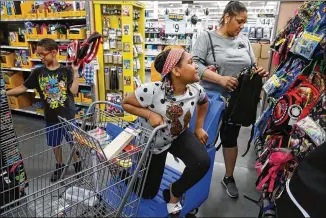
[12,113,260,217]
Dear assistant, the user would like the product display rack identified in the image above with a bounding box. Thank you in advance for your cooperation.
[0,72,28,207]
[0,1,94,119]
[94,1,145,122]
[144,18,192,74]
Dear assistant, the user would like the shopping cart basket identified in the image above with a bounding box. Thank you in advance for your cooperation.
[1,102,166,217]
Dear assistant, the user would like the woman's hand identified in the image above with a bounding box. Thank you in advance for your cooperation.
[195,128,208,145]
[254,67,269,78]
[148,112,164,128]
[219,76,238,91]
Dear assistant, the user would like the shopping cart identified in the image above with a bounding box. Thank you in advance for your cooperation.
[1,92,224,217]
[1,102,166,217]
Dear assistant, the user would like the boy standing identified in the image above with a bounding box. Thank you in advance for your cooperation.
[6,38,81,182]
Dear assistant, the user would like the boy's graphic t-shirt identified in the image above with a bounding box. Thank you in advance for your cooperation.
[135,82,208,154]
[24,65,76,123]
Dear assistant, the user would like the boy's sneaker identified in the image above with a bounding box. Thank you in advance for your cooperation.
[50,164,65,183]
[221,176,239,198]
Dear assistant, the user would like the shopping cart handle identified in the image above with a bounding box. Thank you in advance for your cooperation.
[86,101,123,114]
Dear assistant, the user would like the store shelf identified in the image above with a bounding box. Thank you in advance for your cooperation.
[145,42,188,46]
[145,31,160,34]
[27,39,72,42]
[1,17,86,22]
[11,106,43,116]
[26,89,34,93]
[1,67,31,72]
[75,102,90,107]
[0,45,29,50]
[145,54,159,57]
[145,42,165,45]
[29,58,71,63]
[79,83,91,87]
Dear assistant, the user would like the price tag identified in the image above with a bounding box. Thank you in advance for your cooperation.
[165,13,186,35]
[165,21,186,35]
[257,14,275,27]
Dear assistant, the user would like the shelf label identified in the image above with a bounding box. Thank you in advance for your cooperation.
[257,14,275,27]
[165,14,186,35]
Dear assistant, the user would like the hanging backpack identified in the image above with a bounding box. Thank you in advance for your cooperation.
[206,31,263,156]
[263,56,307,99]
[266,62,325,135]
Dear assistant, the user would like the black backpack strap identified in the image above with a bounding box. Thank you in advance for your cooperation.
[216,142,222,151]
[242,124,255,157]
[206,31,217,69]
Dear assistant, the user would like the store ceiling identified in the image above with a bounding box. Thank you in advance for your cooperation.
[144,1,278,21]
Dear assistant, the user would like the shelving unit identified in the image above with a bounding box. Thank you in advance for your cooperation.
[93,1,145,121]
[0,45,29,50]
[0,72,28,205]
[1,1,94,119]
[1,67,32,72]
[0,16,86,22]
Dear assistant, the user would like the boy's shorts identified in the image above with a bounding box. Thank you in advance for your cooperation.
[45,122,74,147]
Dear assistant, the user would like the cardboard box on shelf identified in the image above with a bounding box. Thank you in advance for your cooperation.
[8,93,31,109]
[2,72,24,89]
[261,44,271,59]
[251,43,262,58]
[257,58,269,70]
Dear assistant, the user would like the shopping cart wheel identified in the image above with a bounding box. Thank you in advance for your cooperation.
[187,208,199,215]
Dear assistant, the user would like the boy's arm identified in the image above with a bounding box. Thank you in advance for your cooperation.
[5,85,28,96]
[6,69,38,96]
[69,65,80,95]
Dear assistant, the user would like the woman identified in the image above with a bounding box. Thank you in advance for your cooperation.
[122,48,210,215]
[192,1,269,198]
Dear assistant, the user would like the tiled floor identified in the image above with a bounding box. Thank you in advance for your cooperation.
[12,113,261,217]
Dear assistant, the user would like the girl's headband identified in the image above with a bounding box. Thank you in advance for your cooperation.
[161,49,184,77]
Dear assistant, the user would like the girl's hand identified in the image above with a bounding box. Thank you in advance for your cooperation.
[195,128,208,145]
[254,67,269,78]
[148,111,164,128]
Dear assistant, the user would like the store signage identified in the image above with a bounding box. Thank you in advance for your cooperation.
[257,13,275,26]
[165,13,186,35]
[168,13,184,21]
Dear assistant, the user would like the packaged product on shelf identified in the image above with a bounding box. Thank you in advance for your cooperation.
[2,72,24,89]
[291,32,323,60]
[109,67,119,90]
[106,93,123,114]
[135,44,143,54]
[104,67,110,90]
[103,39,110,50]
[118,67,123,91]
[0,51,15,68]
[117,40,122,50]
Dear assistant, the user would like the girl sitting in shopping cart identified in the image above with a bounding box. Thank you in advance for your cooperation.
[122,48,210,215]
